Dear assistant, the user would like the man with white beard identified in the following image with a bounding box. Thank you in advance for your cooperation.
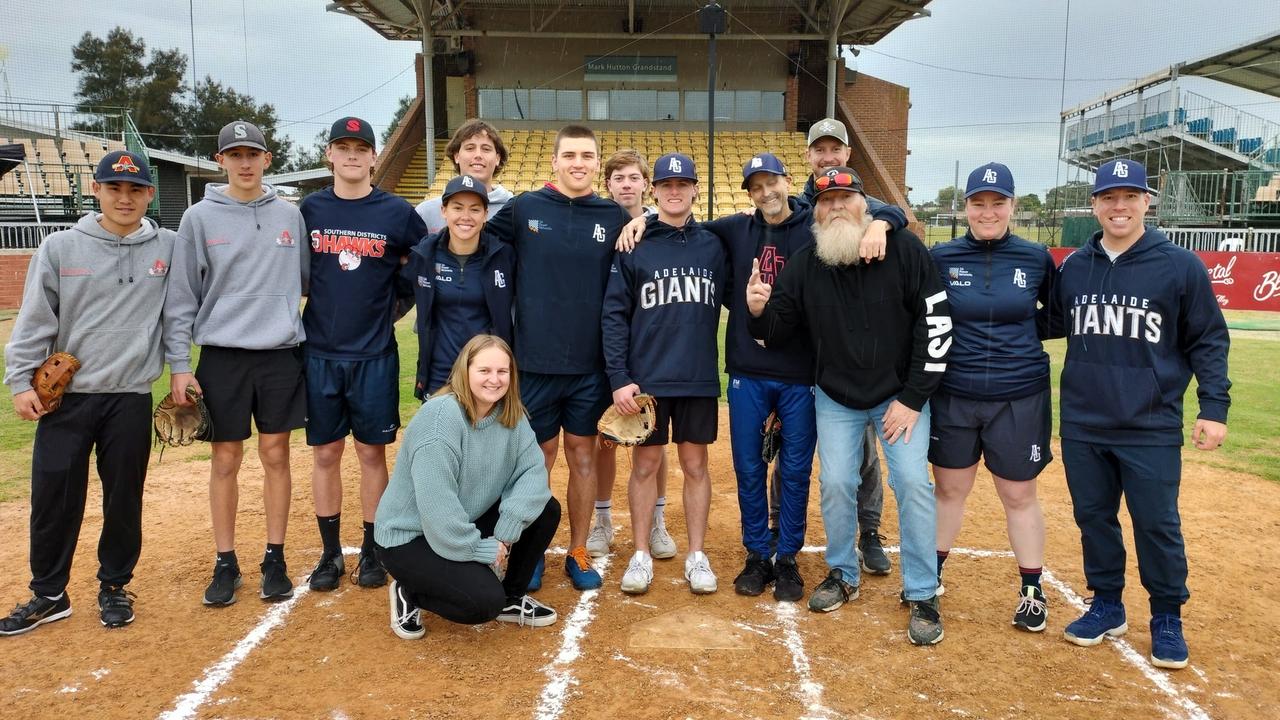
[747,166,952,645]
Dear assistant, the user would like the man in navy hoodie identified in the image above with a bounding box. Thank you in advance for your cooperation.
[1049,159,1230,670]
[485,125,632,591]
[603,152,726,596]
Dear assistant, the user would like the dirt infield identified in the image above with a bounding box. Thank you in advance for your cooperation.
[0,406,1276,720]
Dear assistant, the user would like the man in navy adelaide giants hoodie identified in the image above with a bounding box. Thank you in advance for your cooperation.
[603,152,726,597]
[1046,160,1230,671]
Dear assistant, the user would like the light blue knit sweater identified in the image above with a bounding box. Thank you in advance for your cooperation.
[374,394,551,563]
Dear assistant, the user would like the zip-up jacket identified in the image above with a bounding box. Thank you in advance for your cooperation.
[703,197,908,384]
[163,184,309,373]
[797,175,908,229]
[402,229,515,398]
[1045,227,1230,445]
[486,184,631,374]
[929,231,1055,400]
[602,215,726,397]
[4,214,175,395]
[748,228,951,411]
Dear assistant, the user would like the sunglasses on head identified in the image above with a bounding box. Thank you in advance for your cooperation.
[815,172,859,190]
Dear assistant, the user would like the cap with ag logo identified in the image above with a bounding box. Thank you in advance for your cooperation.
[441,174,490,207]
[217,120,268,154]
[965,162,1015,199]
[741,152,787,189]
[94,150,154,187]
[653,153,698,183]
[1092,159,1154,195]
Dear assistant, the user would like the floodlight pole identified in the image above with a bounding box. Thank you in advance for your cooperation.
[698,1,726,220]
[417,0,437,186]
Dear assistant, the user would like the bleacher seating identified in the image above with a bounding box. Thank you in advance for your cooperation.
[0,131,119,215]
[393,130,813,218]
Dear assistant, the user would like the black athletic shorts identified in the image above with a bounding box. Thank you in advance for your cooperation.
[195,346,307,442]
[521,370,612,444]
[304,352,400,446]
[928,388,1052,481]
[640,396,719,446]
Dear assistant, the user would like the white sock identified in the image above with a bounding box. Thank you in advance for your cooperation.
[653,497,666,524]
[44,592,64,601]
[594,501,612,525]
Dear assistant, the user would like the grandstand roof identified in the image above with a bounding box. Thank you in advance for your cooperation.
[329,0,931,44]
[1179,30,1280,99]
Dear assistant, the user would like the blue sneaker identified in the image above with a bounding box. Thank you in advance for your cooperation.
[565,546,603,590]
[527,556,545,593]
[1064,597,1127,646]
[1150,614,1189,669]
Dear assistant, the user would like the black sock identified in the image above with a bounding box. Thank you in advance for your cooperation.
[264,543,284,563]
[362,521,376,553]
[1019,566,1042,590]
[217,550,238,567]
[317,513,341,554]
[936,550,949,576]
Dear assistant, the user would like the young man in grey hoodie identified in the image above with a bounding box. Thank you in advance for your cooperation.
[164,121,309,607]
[2,151,173,635]
[415,119,513,232]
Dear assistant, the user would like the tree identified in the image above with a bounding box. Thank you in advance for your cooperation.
[180,76,294,163]
[1044,181,1092,212]
[1016,193,1042,214]
[70,29,186,149]
[289,130,330,174]
[382,95,415,146]
[935,185,959,210]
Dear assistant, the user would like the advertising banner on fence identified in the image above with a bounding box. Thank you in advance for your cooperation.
[1048,248,1280,312]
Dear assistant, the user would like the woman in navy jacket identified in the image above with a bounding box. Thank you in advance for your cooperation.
[402,175,515,399]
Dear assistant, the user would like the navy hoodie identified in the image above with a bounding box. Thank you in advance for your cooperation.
[486,184,631,375]
[402,229,515,399]
[602,215,726,397]
[1045,227,1230,445]
[704,196,910,385]
[301,187,425,359]
[930,232,1056,400]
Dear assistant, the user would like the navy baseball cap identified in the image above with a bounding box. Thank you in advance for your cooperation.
[813,166,864,197]
[329,116,376,150]
[1093,159,1154,195]
[441,174,489,207]
[741,153,788,189]
[94,150,154,187]
[653,153,698,183]
[965,162,1015,198]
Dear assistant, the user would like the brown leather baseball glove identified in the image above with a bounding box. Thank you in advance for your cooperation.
[597,393,656,447]
[32,352,80,412]
[153,386,212,448]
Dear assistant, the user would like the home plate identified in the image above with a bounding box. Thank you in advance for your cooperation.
[627,605,752,650]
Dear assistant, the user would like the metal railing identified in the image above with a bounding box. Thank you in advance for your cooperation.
[0,221,76,249]
[1161,227,1280,253]
[1158,170,1280,225]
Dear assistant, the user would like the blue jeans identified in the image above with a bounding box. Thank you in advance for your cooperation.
[727,375,816,556]
[814,389,937,601]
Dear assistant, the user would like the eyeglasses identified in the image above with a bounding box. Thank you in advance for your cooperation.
[815,172,859,190]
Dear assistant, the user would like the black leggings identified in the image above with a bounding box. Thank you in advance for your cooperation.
[376,497,560,624]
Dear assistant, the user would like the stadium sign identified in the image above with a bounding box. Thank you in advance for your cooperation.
[585,56,677,82]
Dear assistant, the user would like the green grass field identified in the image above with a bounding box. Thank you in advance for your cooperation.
[0,309,1276,502]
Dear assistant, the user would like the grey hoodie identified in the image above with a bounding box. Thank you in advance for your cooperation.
[163,184,309,374]
[4,214,176,395]
[415,183,514,235]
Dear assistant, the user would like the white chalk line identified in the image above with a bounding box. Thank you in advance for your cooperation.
[771,601,835,720]
[1041,568,1211,720]
[533,555,611,720]
[157,546,361,720]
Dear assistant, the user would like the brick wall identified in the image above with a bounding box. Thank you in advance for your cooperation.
[0,252,34,310]
[838,72,910,202]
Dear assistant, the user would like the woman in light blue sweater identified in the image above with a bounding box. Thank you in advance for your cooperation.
[374,335,560,639]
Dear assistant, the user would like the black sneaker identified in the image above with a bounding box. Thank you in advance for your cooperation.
[203,561,243,607]
[259,559,294,601]
[388,580,425,640]
[308,551,345,592]
[858,531,892,575]
[0,594,72,636]
[773,554,805,603]
[908,596,944,645]
[98,586,135,628]
[1012,585,1048,633]
[733,552,775,597]
[808,569,859,612]
[354,549,388,589]
[497,595,558,627]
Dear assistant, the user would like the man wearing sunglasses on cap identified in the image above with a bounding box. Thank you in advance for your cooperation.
[747,166,951,646]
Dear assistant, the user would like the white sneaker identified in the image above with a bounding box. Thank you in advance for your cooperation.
[650,520,678,560]
[620,551,654,595]
[586,515,614,558]
[684,551,718,595]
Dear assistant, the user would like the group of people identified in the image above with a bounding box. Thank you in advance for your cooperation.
[1,113,1230,672]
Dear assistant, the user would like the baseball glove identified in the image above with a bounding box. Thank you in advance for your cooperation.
[154,387,212,449]
[761,410,782,464]
[32,352,80,413]
[597,393,656,447]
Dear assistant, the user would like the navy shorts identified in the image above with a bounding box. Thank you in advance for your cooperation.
[305,352,401,446]
[641,396,719,446]
[928,388,1052,481]
[520,371,611,444]
[195,346,306,442]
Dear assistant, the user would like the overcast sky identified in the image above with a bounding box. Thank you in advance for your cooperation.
[3,0,1277,201]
